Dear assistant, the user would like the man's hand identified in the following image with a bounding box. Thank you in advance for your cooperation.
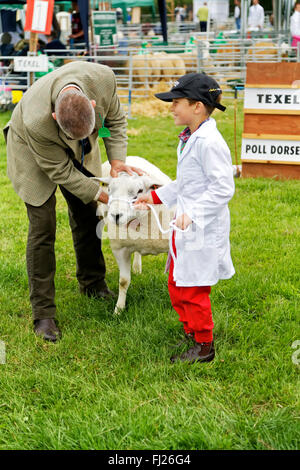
[175,213,192,230]
[133,193,153,210]
[110,159,144,178]
[98,191,109,204]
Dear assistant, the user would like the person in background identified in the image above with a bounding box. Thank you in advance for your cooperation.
[69,0,84,46]
[116,7,123,23]
[43,32,67,57]
[0,32,14,65]
[234,0,241,30]
[180,5,187,21]
[126,8,132,23]
[197,2,209,32]
[291,1,300,47]
[248,0,265,30]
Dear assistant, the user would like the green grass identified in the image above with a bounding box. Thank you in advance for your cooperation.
[0,103,299,450]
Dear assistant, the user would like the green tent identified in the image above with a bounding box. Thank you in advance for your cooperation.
[111,0,156,23]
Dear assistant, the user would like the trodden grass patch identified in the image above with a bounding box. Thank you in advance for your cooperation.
[0,102,299,450]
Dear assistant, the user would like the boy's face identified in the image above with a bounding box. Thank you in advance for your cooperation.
[171,98,197,127]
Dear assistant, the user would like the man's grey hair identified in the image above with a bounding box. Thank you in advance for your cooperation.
[55,89,95,140]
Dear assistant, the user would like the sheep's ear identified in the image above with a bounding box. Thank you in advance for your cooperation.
[141,175,163,191]
[91,176,111,185]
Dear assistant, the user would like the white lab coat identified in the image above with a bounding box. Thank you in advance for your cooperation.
[291,11,300,37]
[248,4,265,29]
[156,118,235,287]
[234,6,241,19]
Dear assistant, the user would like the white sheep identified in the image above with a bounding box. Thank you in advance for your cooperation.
[128,52,186,87]
[95,156,175,314]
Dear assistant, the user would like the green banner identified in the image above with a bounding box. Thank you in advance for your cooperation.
[92,11,118,47]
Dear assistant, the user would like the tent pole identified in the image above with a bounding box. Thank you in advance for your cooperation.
[241,0,247,39]
[89,0,94,54]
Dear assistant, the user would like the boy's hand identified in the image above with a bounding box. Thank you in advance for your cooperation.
[175,213,192,230]
[133,193,153,210]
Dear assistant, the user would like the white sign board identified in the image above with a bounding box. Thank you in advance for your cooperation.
[242,138,300,163]
[31,0,49,32]
[14,55,49,72]
[244,87,300,111]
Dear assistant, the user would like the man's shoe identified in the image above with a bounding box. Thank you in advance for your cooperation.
[34,319,61,343]
[84,285,116,300]
[171,341,215,364]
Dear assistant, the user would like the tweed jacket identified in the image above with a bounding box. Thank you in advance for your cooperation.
[4,61,127,206]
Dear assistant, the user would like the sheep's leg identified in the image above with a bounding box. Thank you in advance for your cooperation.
[132,252,142,274]
[112,247,131,314]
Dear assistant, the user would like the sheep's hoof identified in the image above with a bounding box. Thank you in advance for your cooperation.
[132,266,142,275]
[113,305,124,315]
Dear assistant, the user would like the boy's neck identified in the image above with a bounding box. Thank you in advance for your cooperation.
[189,115,210,134]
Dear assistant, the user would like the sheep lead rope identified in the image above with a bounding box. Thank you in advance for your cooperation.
[108,196,190,234]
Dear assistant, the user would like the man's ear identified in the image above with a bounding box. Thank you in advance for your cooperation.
[91,100,96,108]
[52,112,56,120]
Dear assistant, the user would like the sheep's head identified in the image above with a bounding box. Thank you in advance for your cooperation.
[94,173,162,226]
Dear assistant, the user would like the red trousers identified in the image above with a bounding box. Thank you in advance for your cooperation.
[168,233,214,343]
[151,190,214,343]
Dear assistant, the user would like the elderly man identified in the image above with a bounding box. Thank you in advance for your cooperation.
[4,61,141,342]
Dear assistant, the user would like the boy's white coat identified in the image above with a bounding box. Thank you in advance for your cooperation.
[156,118,235,287]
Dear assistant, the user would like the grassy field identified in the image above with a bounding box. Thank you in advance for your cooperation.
[0,102,299,450]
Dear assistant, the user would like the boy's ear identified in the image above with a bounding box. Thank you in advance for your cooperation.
[195,101,209,116]
[195,101,205,112]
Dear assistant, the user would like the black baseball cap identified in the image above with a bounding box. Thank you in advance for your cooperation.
[155,73,226,112]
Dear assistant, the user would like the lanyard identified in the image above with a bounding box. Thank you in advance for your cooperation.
[80,139,85,170]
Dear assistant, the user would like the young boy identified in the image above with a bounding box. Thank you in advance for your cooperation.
[135,73,235,363]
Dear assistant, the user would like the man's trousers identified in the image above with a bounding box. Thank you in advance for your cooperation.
[25,185,106,320]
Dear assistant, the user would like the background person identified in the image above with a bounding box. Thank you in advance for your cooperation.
[4,61,142,343]
[43,32,67,56]
[69,1,84,46]
[291,1,300,47]
[175,6,181,22]
[180,5,187,21]
[248,0,265,30]
[197,2,209,32]
[234,0,241,30]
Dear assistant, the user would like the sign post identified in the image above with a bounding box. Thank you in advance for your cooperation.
[242,63,300,180]
[24,0,54,84]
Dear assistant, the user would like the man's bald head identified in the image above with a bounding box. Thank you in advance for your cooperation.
[54,88,95,140]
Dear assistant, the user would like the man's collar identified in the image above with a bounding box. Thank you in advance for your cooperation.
[59,84,82,94]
